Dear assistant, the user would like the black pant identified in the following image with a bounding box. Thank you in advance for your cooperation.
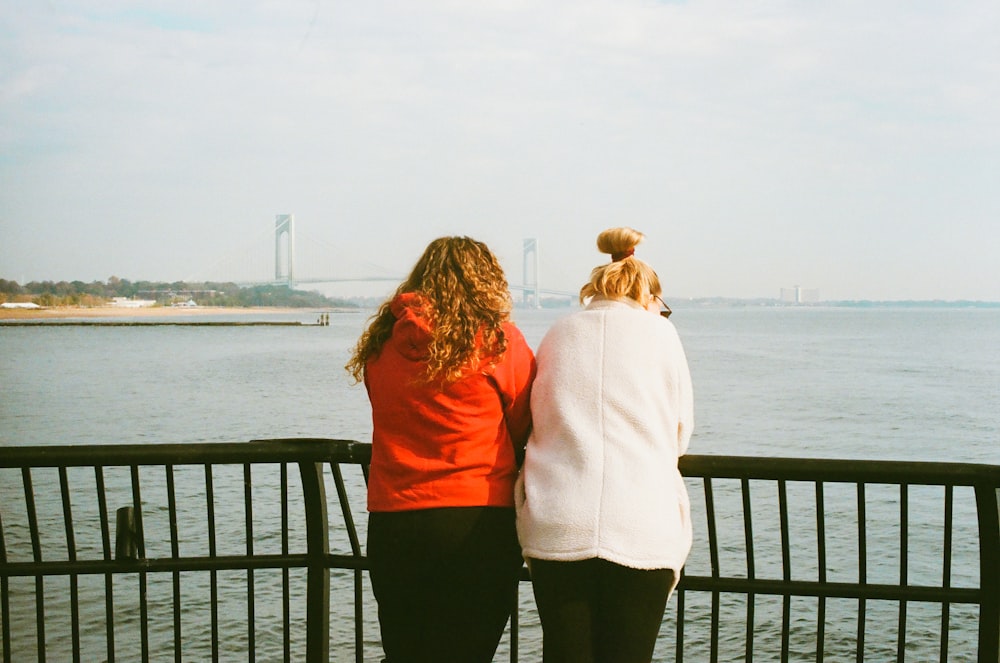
[528,558,675,663]
[367,507,523,663]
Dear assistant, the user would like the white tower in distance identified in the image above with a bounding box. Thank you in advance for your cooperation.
[275,214,295,286]
[523,238,539,308]
[780,285,820,304]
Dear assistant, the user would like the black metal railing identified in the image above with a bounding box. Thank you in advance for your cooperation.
[1,440,998,662]
[675,455,1000,662]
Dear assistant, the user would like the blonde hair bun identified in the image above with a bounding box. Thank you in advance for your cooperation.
[596,227,645,259]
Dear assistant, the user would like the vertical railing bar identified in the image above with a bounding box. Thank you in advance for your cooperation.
[298,459,331,663]
[675,580,685,663]
[22,468,42,560]
[711,567,721,663]
[741,478,755,663]
[204,464,219,663]
[281,463,291,663]
[939,485,953,663]
[1,506,11,663]
[244,463,256,663]
[330,463,364,663]
[510,578,519,663]
[330,464,362,556]
[856,482,867,663]
[129,465,147,557]
[973,481,1000,663]
[897,483,909,663]
[704,477,720,663]
[779,480,791,663]
[95,466,116,663]
[166,465,182,663]
[0,587,7,663]
[129,464,149,663]
[704,478,719,577]
[816,481,827,663]
[58,467,82,663]
[22,467,46,663]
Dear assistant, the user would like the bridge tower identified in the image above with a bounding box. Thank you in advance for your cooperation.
[275,214,295,286]
[522,238,539,308]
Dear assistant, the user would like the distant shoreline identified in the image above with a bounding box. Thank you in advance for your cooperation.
[2,300,998,322]
[0,305,338,321]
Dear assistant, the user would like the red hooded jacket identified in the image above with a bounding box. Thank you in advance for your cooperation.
[364,293,536,511]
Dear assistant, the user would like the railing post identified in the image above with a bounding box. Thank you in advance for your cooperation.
[975,483,1000,663]
[299,459,330,663]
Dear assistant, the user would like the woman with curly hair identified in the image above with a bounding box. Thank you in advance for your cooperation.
[347,236,536,663]
[515,227,694,663]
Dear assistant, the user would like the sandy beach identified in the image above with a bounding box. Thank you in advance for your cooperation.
[0,305,316,321]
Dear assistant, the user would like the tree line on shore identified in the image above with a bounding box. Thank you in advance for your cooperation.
[5,277,996,310]
[0,277,353,309]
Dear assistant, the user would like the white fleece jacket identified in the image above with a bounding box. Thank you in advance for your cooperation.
[515,297,694,573]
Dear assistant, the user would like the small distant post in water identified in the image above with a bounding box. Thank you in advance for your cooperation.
[115,506,139,560]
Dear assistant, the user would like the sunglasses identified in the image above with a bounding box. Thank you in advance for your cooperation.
[654,296,672,319]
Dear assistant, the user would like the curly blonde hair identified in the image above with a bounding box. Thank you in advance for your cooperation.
[580,227,662,305]
[345,236,513,384]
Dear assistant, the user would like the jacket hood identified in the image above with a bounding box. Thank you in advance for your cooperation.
[389,292,434,361]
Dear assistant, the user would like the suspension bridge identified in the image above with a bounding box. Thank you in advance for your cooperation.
[193,215,571,305]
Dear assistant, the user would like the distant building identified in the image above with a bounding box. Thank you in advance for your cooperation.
[780,286,820,304]
[110,297,157,308]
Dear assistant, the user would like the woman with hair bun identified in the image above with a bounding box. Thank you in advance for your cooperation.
[515,227,694,663]
[347,236,536,663]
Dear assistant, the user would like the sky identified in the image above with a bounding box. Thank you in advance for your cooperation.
[1,1,998,302]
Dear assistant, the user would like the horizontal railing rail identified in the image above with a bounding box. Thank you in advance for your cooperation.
[1,440,998,662]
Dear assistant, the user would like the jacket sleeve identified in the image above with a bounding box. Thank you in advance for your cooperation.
[490,324,537,455]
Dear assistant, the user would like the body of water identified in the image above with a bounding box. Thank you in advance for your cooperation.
[3,305,999,464]
[2,304,999,661]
